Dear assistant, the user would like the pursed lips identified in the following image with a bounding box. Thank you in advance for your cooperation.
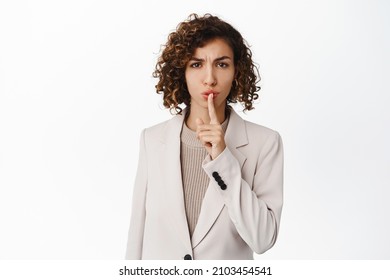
[202,90,219,99]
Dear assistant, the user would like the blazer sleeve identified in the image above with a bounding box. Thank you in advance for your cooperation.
[202,131,283,254]
[125,129,148,259]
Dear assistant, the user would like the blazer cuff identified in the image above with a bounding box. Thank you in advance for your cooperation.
[202,147,241,203]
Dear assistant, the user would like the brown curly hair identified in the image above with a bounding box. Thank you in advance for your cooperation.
[153,13,260,114]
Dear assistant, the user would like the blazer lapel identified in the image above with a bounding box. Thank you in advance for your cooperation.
[160,109,193,253]
[224,109,248,169]
[191,108,248,249]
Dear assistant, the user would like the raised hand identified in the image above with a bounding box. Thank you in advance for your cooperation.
[196,94,226,160]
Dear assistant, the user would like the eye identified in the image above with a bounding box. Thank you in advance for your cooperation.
[217,62,229,68]
[190,62,201,68]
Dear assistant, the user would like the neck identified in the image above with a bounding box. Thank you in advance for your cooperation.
[185,103,227,131]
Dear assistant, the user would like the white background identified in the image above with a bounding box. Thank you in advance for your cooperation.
[0,0,389,260]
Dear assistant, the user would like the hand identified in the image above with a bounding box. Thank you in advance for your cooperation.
[196,94,226,160]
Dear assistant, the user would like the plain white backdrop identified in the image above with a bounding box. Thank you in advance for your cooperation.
[0,0,389,259]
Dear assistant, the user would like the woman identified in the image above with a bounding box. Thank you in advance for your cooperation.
[125,13,283,260]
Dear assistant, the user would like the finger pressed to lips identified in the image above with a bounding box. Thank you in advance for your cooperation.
[207,94,219,123]
[202,93,218,100]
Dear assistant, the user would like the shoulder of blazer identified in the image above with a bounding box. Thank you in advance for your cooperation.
[238,118,282,166]
[243,119,281,141]
[226,108,281,148]
[143,111,185,144]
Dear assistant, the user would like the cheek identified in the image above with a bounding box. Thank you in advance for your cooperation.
[185,71,200,89]
[219,67,235,81]
[185,72,197,96]
[220,73,235,87]
[184,72,193,86]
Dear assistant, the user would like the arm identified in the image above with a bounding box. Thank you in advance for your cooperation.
[125,129,148,259]
[202,132,283,254]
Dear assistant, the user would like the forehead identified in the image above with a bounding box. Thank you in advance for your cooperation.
[192,38,233,58]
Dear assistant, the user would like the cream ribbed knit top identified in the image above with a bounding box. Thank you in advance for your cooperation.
[180,116,229,237]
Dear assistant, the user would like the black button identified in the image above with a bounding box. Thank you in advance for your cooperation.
[212,172,219,178]
[216,178,223,184]
[184,254,192,260]
[220,183,227,190]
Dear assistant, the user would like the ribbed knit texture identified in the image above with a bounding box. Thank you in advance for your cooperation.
[180,116,229,237]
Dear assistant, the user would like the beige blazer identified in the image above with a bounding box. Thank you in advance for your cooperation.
[125,108,283,260]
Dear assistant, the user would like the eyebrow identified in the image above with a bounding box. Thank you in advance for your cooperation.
[189,56,232,62]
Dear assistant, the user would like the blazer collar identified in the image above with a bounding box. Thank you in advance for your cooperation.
[225,106,249,149]
[160,106,249,250]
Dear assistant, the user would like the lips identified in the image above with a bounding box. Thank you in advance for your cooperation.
[202,90,219,99]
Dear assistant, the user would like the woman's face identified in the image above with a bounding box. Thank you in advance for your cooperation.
[185,38,235,113]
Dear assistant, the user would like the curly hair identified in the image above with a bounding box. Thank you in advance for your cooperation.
[153,13,260,114]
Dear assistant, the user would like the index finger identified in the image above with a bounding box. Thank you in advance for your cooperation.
[208,94,219,124]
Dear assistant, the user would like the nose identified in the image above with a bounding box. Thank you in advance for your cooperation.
[203,66,217,87]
